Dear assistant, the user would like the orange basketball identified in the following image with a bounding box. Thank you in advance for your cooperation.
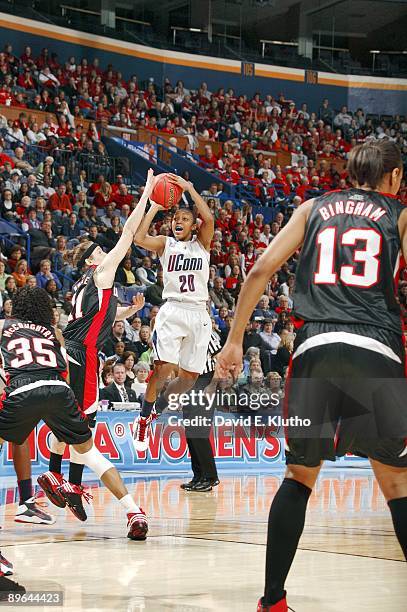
[151,173,183,209]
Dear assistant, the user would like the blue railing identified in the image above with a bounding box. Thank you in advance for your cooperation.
[0,219,31,268]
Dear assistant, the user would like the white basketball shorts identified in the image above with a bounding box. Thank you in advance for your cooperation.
[152,301,212,374]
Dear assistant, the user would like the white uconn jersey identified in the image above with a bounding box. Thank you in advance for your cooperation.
[160,236,209,305]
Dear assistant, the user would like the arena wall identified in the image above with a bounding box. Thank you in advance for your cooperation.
[0,12,405,115]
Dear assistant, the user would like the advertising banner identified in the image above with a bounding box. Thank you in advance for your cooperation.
[0,412,369,477]
[112,137,157,163]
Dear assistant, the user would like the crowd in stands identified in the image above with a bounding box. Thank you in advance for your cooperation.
[0,42,406,408]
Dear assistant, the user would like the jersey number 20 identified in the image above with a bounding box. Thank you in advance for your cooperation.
[7,337,58,368]
[179,274,195,293]
[314,227,381,288]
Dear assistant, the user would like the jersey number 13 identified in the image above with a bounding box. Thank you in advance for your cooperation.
[314,227,381,288]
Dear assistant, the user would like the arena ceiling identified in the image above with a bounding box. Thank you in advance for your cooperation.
[114,0,407,49]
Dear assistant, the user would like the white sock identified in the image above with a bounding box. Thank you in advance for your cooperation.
[119,493,141,514]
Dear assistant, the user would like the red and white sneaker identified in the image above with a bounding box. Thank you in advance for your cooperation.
[37,471,66,508]
[257,596,292,611]
[132,412,156,452]
[57,482,93,522]
[0,552,13,576]
[127,509,148,541]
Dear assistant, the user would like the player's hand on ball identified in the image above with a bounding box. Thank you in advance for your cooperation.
[167,173,192,192]
[149,199,166,212]
[215,342,243,382]
[131,293,145,311]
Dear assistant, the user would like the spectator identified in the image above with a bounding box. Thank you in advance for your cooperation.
[100,204,116,228]
[103,320,129,357]
[265,372,284,407]
[121,350,137,388]
[253,295,277,320]
[109,340,126,361]
[45,278,61,306]
[0,260,10,291]
[136,256,156,287]
[7,245,24,272]
[131,362,150,399]
[334,105,353,129]
[0,188,18,221]
[51,165,67,189]
[124,315,142,344]
[48,184,73,215]
[35,259,62,291]
[115,257,138,287]
[12,259,30,287]
[133,325,151,359]
[93,181,113,209]
[209,276,234,310]
[144,269,164,306]
[318,98,334,124]
[273,332,294,377]
[243,319,265,354]
[87,224,111,250]
[214,305,229,331]
[100,364,114,389]
[105,215,122,247]
[0,297,13,319]
[99,362,138,404]
[61,212,82,241]
[111,183,134,209]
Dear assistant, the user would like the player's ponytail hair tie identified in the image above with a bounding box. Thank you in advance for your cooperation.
[77,242,99,270]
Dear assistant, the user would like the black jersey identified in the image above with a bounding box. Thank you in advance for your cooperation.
[0,318,67,381]
[63,266,118,350]
[293,188,405,334]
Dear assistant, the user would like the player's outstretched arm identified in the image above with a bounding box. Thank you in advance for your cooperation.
[167,174,214,251]
[216,201,312,378]
[94,169,156,289]
[115,294,145,321]
[399,208,407,266]
[55,326,70,384]
[134,201,167,255]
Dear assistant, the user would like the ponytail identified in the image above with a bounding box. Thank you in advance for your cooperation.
[347,140,402,189]
[64,240,94,268]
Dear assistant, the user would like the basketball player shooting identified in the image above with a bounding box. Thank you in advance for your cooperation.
[133,173,214,451]
[216,141,407,612]
[37,169,156,532]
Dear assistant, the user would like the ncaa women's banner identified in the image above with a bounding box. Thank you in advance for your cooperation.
[0,412,369,476]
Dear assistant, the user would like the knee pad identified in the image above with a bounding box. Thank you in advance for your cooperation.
[71,445,113,479]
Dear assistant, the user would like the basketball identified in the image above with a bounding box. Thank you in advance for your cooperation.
[151,173,183,209]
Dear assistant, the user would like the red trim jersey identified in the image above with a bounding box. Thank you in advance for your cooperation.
[0,319,68,381]
[293,188,405,334]
[63,267,118,350]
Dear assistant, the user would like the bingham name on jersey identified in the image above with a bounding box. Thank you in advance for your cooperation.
[319,199,387,222]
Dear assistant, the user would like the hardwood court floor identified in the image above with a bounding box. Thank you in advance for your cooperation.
[1,468,406,611]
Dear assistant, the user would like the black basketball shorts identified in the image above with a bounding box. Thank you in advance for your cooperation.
[66,342,99,427]
[0,377,91,446]
[284,322,407,468]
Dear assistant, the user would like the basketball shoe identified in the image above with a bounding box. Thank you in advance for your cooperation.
[257,596,294,611]
[0,575,26,600]
[127,509,148,540]
[57,482,93,522]
[15,493,55,525]
[37,471,66,508]
[0,552,13,576]
[132,411,157,452]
